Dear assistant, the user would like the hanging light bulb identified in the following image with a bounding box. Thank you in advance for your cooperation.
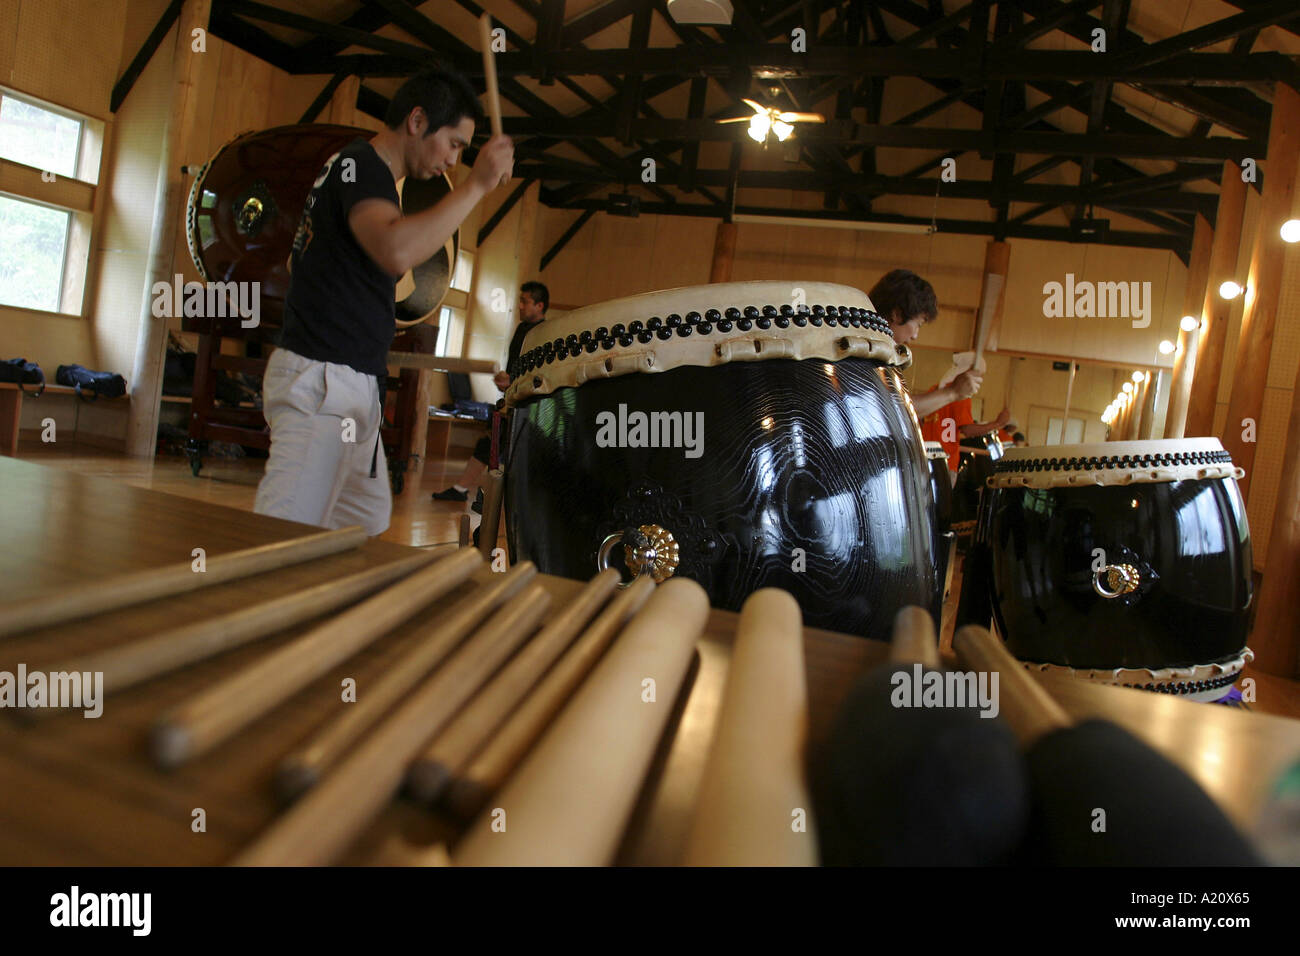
[771,119,794,141]
[1281,219,1300,243]
[1219,280,1243,300]
[748,112,771,143]
[1180,315,1199,332]
[1158,339,1176,355]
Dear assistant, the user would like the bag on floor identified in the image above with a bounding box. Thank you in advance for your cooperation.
[56,364,127,402]
[0,358,45,396]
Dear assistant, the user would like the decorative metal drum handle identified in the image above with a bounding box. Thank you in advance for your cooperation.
[597,523,679,587]
[1093,563,1141,599]
[237,196,264,232]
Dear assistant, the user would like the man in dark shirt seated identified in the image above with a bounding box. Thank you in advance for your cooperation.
[253,67,514,536]
[433,281,548,502]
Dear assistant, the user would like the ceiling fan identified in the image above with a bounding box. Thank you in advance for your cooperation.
[718,98,825,144]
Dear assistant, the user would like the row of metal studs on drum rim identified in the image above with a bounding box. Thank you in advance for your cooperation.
[992,450,1234,472]
[515,304,893,379]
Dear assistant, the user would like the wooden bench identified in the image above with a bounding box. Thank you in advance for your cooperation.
[0,382,127,455]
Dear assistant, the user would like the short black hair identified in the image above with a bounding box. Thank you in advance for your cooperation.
[868,269,939,325]
[520,281,549,313]
[384,67,485,135]
[1013,432,1026,442]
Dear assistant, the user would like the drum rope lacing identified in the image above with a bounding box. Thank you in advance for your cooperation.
[992,449,1233,473]
[512,303,892,382]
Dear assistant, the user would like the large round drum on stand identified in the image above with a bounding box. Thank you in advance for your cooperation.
[925,440,955,619]
[964,438,1253,701]
[502,281,937,640]
[185,123,456,330]
[950,431,1002,541]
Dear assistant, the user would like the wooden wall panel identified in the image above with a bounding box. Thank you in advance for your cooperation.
[9,0,128,120]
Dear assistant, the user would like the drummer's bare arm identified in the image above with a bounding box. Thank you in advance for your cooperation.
[346,136,514,277]
[911,370,983,418]
[959,406,1011,437]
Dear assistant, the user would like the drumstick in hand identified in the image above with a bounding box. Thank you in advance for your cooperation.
[478,11,509,188]
[478,12,503,138]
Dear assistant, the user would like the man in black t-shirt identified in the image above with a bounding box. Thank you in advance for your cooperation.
[254,67,514,535]
[433,281,548,502]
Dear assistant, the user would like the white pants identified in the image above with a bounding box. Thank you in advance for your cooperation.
[254,348,391,536]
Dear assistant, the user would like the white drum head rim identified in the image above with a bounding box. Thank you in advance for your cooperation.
[505,281,910,404]
[988,437,1243,489]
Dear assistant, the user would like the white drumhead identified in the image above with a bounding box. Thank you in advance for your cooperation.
[505,280,908,404]
[989,437,1242,488]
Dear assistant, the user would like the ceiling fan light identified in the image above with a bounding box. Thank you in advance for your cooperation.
[772,120,794,141]
[748,112,771,142]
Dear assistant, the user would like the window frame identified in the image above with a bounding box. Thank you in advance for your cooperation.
[0,88,86,180]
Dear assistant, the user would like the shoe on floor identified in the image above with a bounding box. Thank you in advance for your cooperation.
[432,487,468,502]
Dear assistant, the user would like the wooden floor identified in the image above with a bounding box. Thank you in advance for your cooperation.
[12,440,1300,721]
[15,439,495,550]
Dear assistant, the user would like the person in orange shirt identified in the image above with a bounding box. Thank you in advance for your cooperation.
[868,270,1007,472]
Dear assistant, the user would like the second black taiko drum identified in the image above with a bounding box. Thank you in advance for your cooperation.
[503,281,937,641]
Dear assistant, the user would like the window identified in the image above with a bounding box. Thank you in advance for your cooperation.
[0,89,103,315]
[451,250,474,292]
[437,305,465,357]
[0,92,83,176]
[0,194,71,311]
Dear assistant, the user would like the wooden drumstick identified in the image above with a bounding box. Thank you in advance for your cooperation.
[440,574,656,820]
[37,550,441,702]
[0,526,366,639]
[276,561,538,799]
[231,583,553,866]
[151,547,482,768]
[684,588,816,867]
[406,568,621,803]
[478,11,503,138]
[359,836,451,867]
[952,624,1071,747]
[889,605,941,670]
[452,577,708,866]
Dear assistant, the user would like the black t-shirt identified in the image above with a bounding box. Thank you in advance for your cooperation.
[506,319,544,380]
[279,139,399,378]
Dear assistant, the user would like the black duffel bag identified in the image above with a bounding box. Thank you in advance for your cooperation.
[56,364,127,402]
[0,358,45,396]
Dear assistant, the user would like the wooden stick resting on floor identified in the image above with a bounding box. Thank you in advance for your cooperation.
[0,526,366,639]
[477,469,505,559]
[889,605,941,669]
[406,568,621,803]
[231,583,553,866]
[276,562,538,799]
[151,547,483,768]
[952,624,1071,747]
[684,588,817,866]
[441,573,656,820]
[453,577,708,866]
[385,353,496,375]
[41,550,443,700]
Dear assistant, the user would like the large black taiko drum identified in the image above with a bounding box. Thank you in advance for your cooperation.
[925,440,955,620]
[966,438,1253,701]
[502,281,938,641]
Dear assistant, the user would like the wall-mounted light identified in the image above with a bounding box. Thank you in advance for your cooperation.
[1123,382,1134,394]
[1158,339,1176,355]
[1281,219,1300,243]
[1132,371,1144,383]
[1180,315,1199,332]
[1219,280,1243,300]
